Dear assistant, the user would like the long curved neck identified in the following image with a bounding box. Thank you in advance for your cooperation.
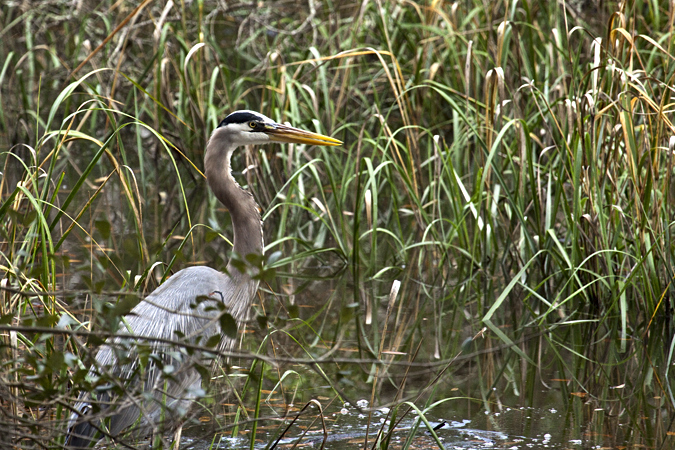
[204,133,263,270]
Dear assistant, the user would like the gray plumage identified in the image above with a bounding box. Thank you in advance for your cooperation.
[65,110,341,448]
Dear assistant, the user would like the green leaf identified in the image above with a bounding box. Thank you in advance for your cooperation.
[45,352,65,373]
[206,334,221,348]
[108,294,140,317]
[266,251,282,266]
[219,312,238,340]
[256,314,268,330]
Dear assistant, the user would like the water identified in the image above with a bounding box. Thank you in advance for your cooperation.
[183,402,589,449]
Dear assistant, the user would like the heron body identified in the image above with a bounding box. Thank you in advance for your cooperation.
[66,111,341,448]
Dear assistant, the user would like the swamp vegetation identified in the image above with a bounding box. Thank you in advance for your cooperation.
[1,0,675,448]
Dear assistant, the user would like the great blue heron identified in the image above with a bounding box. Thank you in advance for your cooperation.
[65,110,341,448]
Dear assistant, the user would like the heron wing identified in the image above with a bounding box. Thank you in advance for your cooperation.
[67,265,258,445]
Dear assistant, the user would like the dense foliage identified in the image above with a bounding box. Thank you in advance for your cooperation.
[1,0,674,448]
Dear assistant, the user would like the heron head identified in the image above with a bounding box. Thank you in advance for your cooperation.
[214,110,342,147]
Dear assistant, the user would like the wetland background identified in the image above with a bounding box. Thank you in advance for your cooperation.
[1,0,675,448]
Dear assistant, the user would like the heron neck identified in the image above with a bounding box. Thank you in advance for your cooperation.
[204,137,263,267]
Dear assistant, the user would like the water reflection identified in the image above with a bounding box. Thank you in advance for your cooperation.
[183,402,586,449]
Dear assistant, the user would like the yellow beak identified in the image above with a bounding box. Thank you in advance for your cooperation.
[265,124,342,146]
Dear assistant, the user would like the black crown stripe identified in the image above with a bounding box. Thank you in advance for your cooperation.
[217,111,264,128]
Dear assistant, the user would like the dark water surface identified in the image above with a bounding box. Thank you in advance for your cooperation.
[182,402,587,449]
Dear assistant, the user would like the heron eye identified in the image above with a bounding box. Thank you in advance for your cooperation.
[249,121,257,129]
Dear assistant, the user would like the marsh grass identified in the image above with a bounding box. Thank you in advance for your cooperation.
[1,0,675,448]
